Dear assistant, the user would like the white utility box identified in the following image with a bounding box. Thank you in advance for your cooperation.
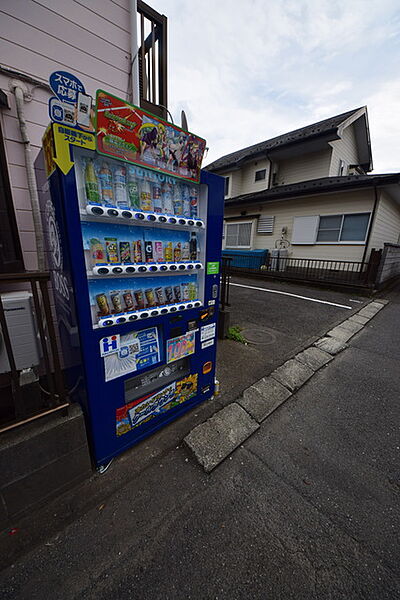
[0,291,40,374]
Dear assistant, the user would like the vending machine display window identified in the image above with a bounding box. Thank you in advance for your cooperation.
[73,147,207,329]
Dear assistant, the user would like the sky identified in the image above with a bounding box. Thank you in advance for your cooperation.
[150,0,400,173]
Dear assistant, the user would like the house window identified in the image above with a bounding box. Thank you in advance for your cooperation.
[292,213,371,245]
[224,176,230,196]
[255,169,266,182]
[317,213,370,242]
[0,122,24,273]
[225,221,252,248]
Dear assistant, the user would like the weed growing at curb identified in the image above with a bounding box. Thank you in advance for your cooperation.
[227,326,248,344]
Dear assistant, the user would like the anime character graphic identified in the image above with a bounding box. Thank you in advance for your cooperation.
[139,120,159,163]
[167,130,185,173]
[156,124,168,167]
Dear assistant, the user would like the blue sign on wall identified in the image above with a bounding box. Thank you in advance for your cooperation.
[49,70,86,104]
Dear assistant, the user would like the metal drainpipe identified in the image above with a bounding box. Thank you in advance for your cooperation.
[12,84,45,271]
[361,185,379,264]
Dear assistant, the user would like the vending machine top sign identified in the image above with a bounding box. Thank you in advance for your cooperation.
[95,90,206,184]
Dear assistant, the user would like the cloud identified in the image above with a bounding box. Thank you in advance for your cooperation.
[150,0,400,171]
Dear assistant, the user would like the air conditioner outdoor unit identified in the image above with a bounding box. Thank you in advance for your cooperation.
[270,249,288,272]
[0,291,40,374]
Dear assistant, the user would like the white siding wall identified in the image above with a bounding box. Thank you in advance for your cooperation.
[329,124,359,176]
[224,189,375,261]
[220,158,270,198]
[367,191,400,253]
[276,149,331,185]
[0,0,131,269]
[240,159,270,195]
[224,170,242,199]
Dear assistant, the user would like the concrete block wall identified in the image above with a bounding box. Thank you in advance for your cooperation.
[0,404,92,531]
[376,243,400,286]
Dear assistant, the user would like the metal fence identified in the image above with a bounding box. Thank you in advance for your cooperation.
[0,272,67,431]
[222,251,382,288]
[220,256,232,310]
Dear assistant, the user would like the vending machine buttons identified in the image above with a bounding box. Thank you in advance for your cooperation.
[125,266,136,273]
[112,266,123,274]
[87,205,104,216]
[135,212,145,220]
[147,214,157,221]
[121,210,133,219]
[168,217,177,224]
[107,208,119,217]
[157,216,167,223]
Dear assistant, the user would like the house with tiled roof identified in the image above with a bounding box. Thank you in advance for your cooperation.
[206,107,400,269]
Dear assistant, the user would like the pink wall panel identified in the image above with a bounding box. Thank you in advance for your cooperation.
[0,16,129,92]
[15,209,35,232]
[9,188,32,211]
[27,0,130,51]
[1,2,130,68]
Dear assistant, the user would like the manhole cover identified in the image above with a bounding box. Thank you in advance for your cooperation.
[241,327,277,345]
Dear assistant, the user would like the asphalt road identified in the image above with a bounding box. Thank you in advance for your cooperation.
[1,283,397,599]
[217,276,368,406]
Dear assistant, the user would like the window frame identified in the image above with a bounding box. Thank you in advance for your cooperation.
[254,168,266,182]
[0,120,24,273]
[224,176,230,197]
[224,220,253,249]
[316,212,371,245]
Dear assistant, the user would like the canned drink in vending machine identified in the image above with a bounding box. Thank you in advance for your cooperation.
[133,240,143,263]
[134,289,145,309]
[181,282,190,301]
[165,286,174,303]
[145,241,153,263]
[188,282,198,300]
[145,288,156,307]
[155,287,165,305]
[123,290,135,311]
[173,285,181,302]
[119,241,131,263]
[96,293,110,316]
[110,291,122,313]
[105,237,119,263]
[164,241,173,262]
[154,241,164,262]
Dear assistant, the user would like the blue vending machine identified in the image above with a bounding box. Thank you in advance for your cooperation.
[37,93,224,467]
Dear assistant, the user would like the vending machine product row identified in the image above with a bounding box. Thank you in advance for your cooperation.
[37,124,224,466]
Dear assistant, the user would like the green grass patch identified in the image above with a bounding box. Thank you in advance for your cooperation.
[227,326,247,344]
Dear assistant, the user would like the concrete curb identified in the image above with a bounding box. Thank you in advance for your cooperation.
[184,297,388,472]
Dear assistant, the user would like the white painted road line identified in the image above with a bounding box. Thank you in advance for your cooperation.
[230,282,353,309]
[348,299,363,303]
